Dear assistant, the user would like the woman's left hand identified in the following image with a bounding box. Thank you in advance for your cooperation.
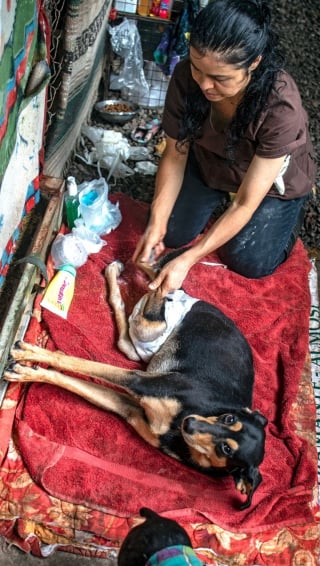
[148,254,192,297]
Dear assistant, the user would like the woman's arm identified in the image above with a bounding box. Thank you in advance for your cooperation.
[132,136,189,263]
[149,153,287,295]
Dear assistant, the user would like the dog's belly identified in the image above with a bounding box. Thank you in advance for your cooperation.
[145,300,254,408]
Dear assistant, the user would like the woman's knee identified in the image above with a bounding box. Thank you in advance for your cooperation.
[217,246,286,278]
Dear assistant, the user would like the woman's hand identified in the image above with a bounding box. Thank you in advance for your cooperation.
[132,224,166,265]
[148,253,193,297]
[133,136,189,266]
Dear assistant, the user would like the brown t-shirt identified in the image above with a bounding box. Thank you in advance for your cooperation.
[162,58,317,199]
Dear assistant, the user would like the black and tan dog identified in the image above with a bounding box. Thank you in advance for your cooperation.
[4,256,267,510]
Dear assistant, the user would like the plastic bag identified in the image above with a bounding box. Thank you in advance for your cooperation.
[51,233,89,269]
[108,19,149,104]
[80,125,134,179]
[134,161,158,175]
[138,61,170,108]
[77,177,122,236]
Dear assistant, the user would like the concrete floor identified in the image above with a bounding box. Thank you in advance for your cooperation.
[0,543,117,564]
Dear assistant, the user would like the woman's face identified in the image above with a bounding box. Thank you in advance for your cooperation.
[190,46,252,103]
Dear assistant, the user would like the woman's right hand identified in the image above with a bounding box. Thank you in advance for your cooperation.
[132,135,189,266]
[132,224,166,265]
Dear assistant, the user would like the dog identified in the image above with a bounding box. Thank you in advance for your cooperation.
[118,507,203,566]
[4,253,267,510]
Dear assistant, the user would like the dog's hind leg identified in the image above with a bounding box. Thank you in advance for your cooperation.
[105,261,140,361]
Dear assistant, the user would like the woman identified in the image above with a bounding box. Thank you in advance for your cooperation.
[133,0,316,295]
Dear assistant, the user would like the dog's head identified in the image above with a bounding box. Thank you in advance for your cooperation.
[118,507,192,566]
[181,409,267,509]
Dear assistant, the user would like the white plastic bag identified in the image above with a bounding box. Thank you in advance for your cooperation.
[108,19,149,103]
[77,177,122,236]
[80,125,134,179]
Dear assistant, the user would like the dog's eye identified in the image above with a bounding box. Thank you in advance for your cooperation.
[220,442,232,456]
[166,297,173,302]
[220,414,236,425]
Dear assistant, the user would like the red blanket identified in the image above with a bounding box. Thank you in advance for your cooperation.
[14,193,316,533]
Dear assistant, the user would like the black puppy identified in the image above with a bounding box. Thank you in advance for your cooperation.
[118,507,202,566]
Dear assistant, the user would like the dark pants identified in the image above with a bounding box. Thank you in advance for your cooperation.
[164,152,310,278]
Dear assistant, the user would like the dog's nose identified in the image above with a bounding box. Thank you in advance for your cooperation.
[183,416,197,434]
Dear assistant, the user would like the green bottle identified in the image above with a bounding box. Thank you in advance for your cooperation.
[64,176,80,229]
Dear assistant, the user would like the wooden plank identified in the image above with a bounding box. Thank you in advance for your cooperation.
[0,177,64,405]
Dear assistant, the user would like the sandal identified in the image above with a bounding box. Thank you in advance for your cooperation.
[131,118,161,144]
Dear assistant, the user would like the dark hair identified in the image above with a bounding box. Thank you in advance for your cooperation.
[178,0,285,159]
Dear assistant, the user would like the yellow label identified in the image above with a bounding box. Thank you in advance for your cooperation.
[41,270,75,319]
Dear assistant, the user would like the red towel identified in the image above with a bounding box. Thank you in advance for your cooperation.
[14,193,317,533]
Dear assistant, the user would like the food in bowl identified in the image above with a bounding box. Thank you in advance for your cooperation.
[101,102,133,113]
[94,99,138,124]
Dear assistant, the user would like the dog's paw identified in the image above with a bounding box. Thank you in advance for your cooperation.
[105,261,124,279]
[3,363,38,383]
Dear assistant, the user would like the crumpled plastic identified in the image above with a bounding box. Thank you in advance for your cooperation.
[108,19,149,104]
[79,125,154,179]
[80,125,133,179]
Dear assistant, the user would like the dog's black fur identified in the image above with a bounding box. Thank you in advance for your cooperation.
[118,507,192,566]
[4,252,267,509]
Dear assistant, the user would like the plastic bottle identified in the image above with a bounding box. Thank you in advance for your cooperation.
[149,0,172,18]
[137,0,150,16]
[64,176,80,229]
[40,264,76,320]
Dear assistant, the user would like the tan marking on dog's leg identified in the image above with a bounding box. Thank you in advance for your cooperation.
[9,341,134,382]
[135,259,157,281]
[105,261,140,361]
[140,396,182,436]
[4,363,132,413]
[4,363,160,448]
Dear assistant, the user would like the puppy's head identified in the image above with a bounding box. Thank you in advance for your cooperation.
[181,409,267,509]
[118,507,191,566]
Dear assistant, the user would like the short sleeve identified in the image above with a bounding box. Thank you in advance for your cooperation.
[162,59,194,139]
[255,73,308,158]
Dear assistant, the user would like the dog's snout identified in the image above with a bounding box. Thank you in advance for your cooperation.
[183,416,198,434]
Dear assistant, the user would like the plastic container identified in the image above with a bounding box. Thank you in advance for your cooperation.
[64,176,80,229]
[51,233,88,269]
[40,265,76,319]
[149,0,173,19]
[137,0,150,15]
[78,179,111,235]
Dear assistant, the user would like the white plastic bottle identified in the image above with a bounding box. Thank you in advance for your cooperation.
[40,264,76,319]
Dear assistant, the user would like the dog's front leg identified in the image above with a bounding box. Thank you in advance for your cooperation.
[8,341,134,381]
[4,361,130,412]
[105,261,140,361]
[4,361,160,448]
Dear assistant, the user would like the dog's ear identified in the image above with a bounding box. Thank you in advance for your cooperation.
[231,465,263,510]
[251,410,268,428]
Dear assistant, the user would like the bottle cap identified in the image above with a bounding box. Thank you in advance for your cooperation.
[59,264,77,276]
[67,176,78,197]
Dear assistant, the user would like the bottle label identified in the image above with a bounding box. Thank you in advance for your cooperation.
[41,270,75,319]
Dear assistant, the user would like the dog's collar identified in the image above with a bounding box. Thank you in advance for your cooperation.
[146,545,203,566]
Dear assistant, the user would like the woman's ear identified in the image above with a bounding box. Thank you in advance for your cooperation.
[249,55,262,72]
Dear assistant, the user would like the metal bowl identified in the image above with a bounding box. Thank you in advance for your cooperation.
[94,99,139,125]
